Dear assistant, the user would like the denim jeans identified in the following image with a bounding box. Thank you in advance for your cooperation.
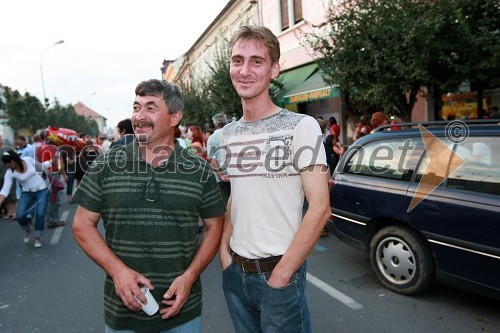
[104,316,201,333]
[223,261,311,333]
[17,189,48,238]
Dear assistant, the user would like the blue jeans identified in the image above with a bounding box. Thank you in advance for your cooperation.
[105,316,201,333]
[17,189,48,238]
[222,261,311,333]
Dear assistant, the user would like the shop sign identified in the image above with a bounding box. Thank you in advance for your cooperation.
[284,87,339,104]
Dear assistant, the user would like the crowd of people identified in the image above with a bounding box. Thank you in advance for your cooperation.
[5,23,499,333]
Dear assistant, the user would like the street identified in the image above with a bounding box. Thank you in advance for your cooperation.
[1,194,499,333]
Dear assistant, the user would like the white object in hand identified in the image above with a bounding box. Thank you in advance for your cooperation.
[134,287,159,316]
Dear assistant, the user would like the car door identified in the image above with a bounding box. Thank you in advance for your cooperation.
[331,135,424,246]
[407,135,500,293]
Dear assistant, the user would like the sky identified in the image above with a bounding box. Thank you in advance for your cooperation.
[0,0,229,134]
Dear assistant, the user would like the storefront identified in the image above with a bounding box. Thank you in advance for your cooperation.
[278,63,341,124]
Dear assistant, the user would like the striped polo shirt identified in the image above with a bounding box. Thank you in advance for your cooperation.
[72,140,225,333]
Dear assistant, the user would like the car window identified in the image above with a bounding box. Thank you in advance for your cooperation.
[447,137,500,195]
[344,137,424,181]
[415,136,500,195]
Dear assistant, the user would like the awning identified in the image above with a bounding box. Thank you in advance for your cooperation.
[276,63,318,104]
[283,70,340,104]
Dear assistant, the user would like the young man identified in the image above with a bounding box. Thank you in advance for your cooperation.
[219,26,331,332]
[72,79,225,333]
[110,118,135,148]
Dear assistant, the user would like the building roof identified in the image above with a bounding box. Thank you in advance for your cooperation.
[73,102,106,120]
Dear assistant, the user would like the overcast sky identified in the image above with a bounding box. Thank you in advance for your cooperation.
[0,0,229,133]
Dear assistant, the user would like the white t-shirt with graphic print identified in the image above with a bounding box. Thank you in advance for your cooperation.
[221,109,327,259]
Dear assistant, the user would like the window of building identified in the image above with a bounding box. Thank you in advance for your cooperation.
[280,0,303,31]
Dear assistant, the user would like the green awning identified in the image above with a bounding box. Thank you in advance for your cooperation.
[276,63,318,104]
[283,70,340,104]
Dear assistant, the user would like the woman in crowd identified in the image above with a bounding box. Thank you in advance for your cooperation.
[186,125,204,157]
[370,111,388,131]
[0,150,55,248]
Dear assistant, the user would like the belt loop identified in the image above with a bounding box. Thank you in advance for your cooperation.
[254,260,261,274]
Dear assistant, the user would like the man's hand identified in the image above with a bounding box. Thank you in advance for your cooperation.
[160,274,194,319]
[219,247,232,270]
[112,266,153,311]
[266,270,291,288]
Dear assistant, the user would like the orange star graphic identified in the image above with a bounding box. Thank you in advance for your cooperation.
[407,125,465,212]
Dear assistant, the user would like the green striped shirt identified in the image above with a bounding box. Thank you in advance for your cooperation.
[73,140,225,333]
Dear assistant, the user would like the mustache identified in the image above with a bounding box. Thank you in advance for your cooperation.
[133,119,154,128]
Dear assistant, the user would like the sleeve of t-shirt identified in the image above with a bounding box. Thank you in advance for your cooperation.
[71,154,106,213]
[293,116,327,170]
[199,166,226,219]
[0,170,13,198]
[206,134,216,160]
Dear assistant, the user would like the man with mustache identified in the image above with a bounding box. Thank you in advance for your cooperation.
[72,79,225,333]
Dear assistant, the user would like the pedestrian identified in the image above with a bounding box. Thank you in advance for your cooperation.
[0,135,18,219]
[37,140,67,229]
[97,134,112,153]
[219,25,331,332]
[0,150,56,248]
[186,126,204,157]
[370,111,388,131]
[346,109,357,145]
[72,79,225,333]
[206,113,230,205]
[15,135,35,159]
[110,118,135,148]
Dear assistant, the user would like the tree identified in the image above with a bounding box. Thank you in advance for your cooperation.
[180,81,212,128]
[457,0,500,117]
[205,46,243,121]
[45,100,98,135]
[2,87,98,136]
[302,0,500,120]
[2,87,46,133]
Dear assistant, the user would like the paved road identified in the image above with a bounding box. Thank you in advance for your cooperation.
[1,194,499,332]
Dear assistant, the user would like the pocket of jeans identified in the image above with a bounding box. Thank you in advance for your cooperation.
[222,261,233,273]
[261,270,298,290]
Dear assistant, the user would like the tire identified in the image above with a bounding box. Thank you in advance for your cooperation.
[369,226,435,295]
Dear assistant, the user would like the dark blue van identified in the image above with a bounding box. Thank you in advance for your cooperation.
[329,120,500,299]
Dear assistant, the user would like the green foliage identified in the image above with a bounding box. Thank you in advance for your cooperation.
[458,0,500,90]
[303,0,500,120]
[45,100,98,135]
[180,81,212,128]
[205,45,243,121]
[2,87,46,132]
[1,87,98,135]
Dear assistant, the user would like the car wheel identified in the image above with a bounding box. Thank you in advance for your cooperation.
[369,226,435,295]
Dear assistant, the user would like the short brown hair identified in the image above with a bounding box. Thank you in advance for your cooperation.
[229,25,280,65]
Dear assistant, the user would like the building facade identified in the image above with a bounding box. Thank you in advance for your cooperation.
[73,102,107,134]
[164,0,499,141]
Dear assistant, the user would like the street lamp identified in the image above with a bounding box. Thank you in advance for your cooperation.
[40,40,64,106]
[83,92,97,105]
